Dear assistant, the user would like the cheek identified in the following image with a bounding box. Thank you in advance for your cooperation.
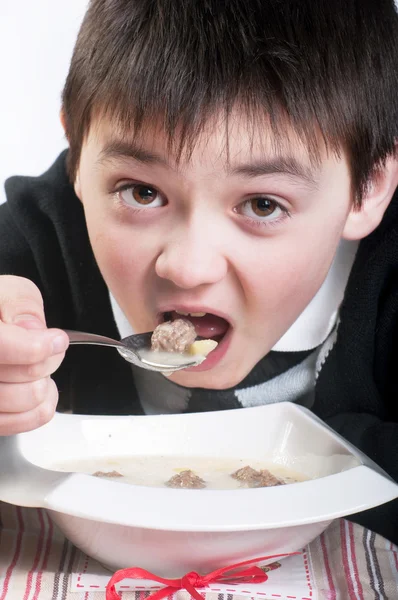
[252,256,324,311]
[95,232,134,278]
[86,220,153,292]
[241,224,344,327]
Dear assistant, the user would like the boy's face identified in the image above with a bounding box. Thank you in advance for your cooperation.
[76,112,354,389]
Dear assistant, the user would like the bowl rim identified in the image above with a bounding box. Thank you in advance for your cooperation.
[0,405,397,532]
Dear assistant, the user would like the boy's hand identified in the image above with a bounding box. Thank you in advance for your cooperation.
[0,276,69,435]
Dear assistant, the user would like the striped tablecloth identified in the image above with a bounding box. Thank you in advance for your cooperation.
[0,501,397,600]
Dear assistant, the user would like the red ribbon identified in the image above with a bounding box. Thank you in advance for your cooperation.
[106,553,300,600]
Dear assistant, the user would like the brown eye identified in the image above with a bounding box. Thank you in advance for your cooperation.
[119,184,165,208]
[132,185,157,204]
[237,195,287,224]
[250,197,276,217]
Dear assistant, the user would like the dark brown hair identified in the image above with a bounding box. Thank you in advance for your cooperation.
[62,0,398,204]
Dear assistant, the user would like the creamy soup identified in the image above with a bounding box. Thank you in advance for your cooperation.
[52,456,307,489]
[137,348,204,367]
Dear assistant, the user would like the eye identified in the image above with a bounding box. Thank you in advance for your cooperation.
[117,184,166,208]
[238,196,285,221]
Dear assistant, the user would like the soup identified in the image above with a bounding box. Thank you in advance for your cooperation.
[52,456,307,489]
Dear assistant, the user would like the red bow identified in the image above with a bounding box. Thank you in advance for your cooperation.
[106,553,300,600]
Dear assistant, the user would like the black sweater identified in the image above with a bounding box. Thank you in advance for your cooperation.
[2,151,398,542]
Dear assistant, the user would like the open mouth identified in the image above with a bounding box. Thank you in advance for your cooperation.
[154,309,233,372]
[161,310,230,346]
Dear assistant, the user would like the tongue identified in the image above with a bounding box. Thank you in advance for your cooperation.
[171,311,229,339]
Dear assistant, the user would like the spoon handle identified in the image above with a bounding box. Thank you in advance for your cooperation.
[65,330,126,350]
[64,330,198,373]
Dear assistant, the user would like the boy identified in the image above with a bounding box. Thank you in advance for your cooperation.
[0,0,398,543]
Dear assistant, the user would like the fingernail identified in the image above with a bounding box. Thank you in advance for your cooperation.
[52,335,69,354]
[13,314,45,329]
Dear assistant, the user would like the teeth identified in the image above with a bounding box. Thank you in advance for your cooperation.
[175,310,207,317]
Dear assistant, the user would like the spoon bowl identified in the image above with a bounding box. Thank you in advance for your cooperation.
[65,330,205,373]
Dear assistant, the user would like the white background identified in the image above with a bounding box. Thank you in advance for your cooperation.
[1,1,397,204]
[0,1,88,203]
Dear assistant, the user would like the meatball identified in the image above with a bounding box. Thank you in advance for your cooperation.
[231,466,259,483]
[165,469,206,489]
[151,319,197,352]
[254,469,285,487]
[231,466,284,488]
[93,470,123,478]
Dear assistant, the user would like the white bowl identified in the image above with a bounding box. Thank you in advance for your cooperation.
[0,403,396,576]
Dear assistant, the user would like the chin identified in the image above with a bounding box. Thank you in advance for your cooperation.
[168,365,249,390]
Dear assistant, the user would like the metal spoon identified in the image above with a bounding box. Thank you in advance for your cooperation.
[65,330,204,373]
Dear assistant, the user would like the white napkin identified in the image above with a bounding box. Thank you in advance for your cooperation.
[70,550,316,599]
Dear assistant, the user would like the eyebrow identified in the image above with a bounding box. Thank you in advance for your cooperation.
[97,140,168,167]
[97,139,319,187]
[229,158,318,187]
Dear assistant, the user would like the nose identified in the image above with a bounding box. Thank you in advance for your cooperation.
[155,224,228,289]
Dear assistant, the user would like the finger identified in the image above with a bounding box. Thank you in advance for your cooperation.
[0,377,52,413]
[0,352,66,384]
[0,378,58,436]
[0,322,68,365]
[0,276,47,326]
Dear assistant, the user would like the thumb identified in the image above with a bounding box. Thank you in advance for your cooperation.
[0,276,47,330]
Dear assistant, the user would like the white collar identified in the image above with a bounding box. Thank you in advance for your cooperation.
[109,239,359,353]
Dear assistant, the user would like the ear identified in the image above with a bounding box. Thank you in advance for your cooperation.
[60,109,67,137]
[74,171,82,201]
[343,153,398,240]
[60,109,82,200]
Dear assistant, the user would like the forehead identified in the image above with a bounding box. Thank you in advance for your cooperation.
[90,108,330,164]
[83,107,346,192]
